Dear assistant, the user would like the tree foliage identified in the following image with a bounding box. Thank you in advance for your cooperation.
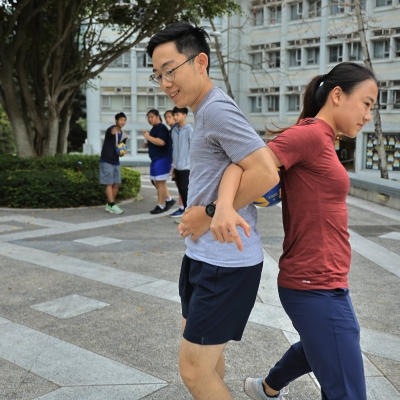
[0,0,240,158]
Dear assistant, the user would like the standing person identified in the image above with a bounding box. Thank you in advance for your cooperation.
[146,22,279,400]
[180,62,378,400]
[169,106,193,220]
[164,109,184,213]
[142,109,175,214]
[100,112,128,214]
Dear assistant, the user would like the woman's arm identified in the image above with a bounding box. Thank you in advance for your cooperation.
[143,130,166,146]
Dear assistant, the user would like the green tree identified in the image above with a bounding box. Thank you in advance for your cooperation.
[0,0,240,158]
[0,104,16,155]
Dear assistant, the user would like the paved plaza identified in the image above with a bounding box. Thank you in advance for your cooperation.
[0,176,400,399]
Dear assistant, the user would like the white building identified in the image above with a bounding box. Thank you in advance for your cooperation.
[86,3,400,176]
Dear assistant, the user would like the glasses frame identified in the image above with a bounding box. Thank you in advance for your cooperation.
[149,54,198,86]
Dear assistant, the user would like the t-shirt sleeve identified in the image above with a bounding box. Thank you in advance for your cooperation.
[268,124,325,170]
[153,124,169,144]
[203,101,265,164]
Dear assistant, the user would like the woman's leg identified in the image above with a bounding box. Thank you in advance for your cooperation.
[266,288,366,400]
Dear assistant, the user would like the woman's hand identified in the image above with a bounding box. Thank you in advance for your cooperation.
[177,206,211,241]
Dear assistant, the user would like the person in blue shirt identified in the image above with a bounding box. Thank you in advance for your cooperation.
[142,109,176,214]
[100,112,128,214]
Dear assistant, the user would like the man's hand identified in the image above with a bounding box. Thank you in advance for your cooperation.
[177,206,211,241]
[111,127,118,135]
[170,167,175,178]
[210,205,250,252]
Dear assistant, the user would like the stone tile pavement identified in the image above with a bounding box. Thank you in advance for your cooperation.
[0,175,399,399]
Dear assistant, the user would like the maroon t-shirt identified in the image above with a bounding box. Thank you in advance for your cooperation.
[268,118,351,290]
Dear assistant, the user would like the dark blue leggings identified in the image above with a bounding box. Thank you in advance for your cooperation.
[265,287,366,400]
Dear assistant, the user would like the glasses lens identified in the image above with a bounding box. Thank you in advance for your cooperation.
[149,75,160,85]
[163,70,174,82]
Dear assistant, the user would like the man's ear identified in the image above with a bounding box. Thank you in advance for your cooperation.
[196,53,209,73]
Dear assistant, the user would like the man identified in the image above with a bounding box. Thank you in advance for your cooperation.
[169,106,193,221]
[100,112,128,214]
[146,22,279,399]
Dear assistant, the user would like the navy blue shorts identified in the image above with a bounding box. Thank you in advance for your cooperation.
[179,255,263,345]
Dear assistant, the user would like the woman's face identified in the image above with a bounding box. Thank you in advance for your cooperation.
[335,79,378,139]
[164,112,175,128]
[147,113,160,126]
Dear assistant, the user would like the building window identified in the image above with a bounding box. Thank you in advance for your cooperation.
[329,45,343,62]
[290,2,303,20]
[380,90,388,109]
[266,95,279,112]
[109,52,131,68]
[306,47,319,65]
[348,42,363,60]
[250,96,262,113]
[308,0,321,17]
[349,0,366,10]
[268,5,282,23]
[137,51,153,68]
[101,95,131,111]
[288,94,300,111]
[373,40,390,59]
[136,131,148,154]
[289,49,302,66]
[376,0,392,6]
[250,52,263,70]
[330,0,345,14]
[101,96,110,110]
[253,8,264,26]
[393,90,400,109]
[137,95,173,112]
[210,52,219,67]
[395,38,400,58]
[267,51,280,68]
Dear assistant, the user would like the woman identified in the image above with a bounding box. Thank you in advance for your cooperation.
[142,109,175,214]
[179,62,378,400]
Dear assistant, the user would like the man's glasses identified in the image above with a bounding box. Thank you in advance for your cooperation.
[149,54,198,86]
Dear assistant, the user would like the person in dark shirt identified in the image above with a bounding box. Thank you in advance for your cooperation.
[100,112,128,214]
[142,109,175,214]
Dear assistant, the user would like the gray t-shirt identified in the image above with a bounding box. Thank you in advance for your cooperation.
[185,87,265,267]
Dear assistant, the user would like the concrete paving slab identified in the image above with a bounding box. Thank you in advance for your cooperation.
[74,236,122,246]
[0,317,165,386]
[31,294,110,319]
[0,224,21,233]
[36,384,168,400]
[380,231,400,240]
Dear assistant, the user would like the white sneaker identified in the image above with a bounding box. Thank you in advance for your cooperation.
[244,378,288,400]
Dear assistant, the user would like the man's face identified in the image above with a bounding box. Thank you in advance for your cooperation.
[115,118,126,129]
[151,42,202,109]
[173,112,186,125]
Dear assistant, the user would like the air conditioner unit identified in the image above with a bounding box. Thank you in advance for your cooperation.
[293,85,302,91]
[265,43,271,49]
[346,32,358,40]
[383,29,392,35]
[294,39,302,46]
[264,87,271,93]
[114,87,123,93]
[379,81,389,87]
[147,87,156,93]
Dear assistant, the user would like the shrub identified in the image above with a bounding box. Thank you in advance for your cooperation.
[0,154,141,208]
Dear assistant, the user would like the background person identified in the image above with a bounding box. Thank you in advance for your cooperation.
[164,109,184,212]
[142,109,175,214]
[100,112,128,214]
[169,106,193,220]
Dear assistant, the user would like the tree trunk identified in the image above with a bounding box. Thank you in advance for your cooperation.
[209,19,235,100]
[57,102,73,154]
[355,1,389,179]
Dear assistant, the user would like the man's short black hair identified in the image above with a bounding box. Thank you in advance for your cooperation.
[115,112,127,120]
[173,106,189,115]
[146,22,211,75]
